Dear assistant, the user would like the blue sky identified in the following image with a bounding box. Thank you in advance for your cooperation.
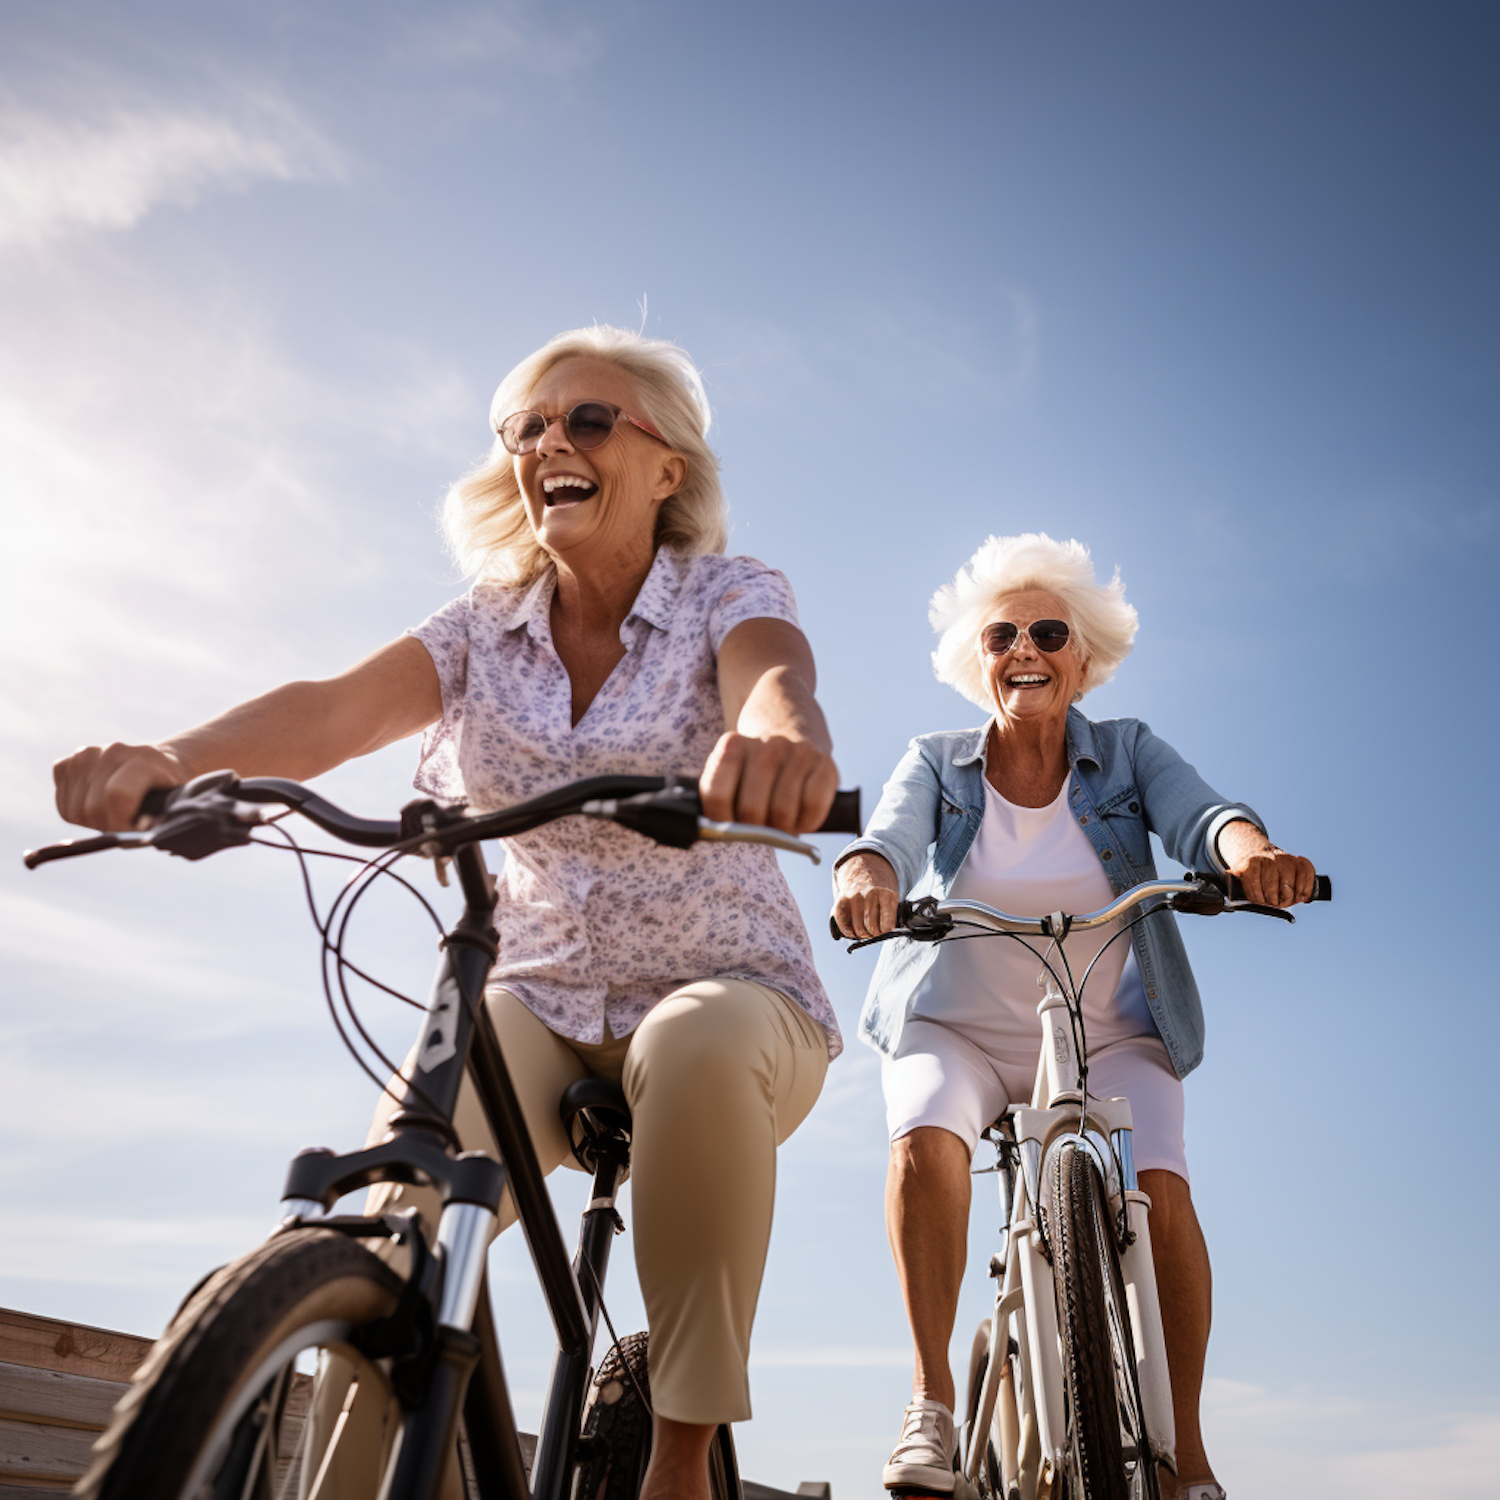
[2,3,1496,1495]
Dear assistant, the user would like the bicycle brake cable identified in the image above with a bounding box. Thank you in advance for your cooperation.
[581,1255,652,1415]
[252,821,447,1116]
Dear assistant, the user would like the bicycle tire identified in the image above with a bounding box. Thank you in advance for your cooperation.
[577,1330,741,1500]
[1048,1142,1159,1500]
[75,1227,412,1500]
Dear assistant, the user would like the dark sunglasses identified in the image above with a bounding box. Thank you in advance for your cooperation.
[981,619,1072,655]
[497,400,668,456]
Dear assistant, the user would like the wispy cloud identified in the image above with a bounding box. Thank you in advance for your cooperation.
[1202,1378,1500,1499]
[0,95,344,254]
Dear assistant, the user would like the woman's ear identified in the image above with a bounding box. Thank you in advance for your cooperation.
[654,451,689,499]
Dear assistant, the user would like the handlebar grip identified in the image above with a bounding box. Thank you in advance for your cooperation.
[138,787,178,819]
[815,789,861,836]
[1219,871,1332,902]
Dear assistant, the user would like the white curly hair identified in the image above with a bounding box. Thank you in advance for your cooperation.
[441,325,727,585]
[929,532,1139,709]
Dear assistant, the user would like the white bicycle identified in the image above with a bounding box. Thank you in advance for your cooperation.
[839,868,1330,1500]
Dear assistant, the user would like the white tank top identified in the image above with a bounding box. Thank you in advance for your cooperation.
[908,773,1157,1060]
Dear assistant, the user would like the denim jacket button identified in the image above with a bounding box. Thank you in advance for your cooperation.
[1078,814,1090,825]
[1101,849,1112,861]
[1128,801,1140,813]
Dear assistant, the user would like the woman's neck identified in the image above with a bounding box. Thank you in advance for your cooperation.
[985,711,1071,808]
[551,541,657,641]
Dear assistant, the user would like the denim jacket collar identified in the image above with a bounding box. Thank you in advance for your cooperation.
[947,707,1103,776]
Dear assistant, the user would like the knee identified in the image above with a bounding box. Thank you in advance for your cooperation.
[890,1127,972,1189]
[625,997,770,1116]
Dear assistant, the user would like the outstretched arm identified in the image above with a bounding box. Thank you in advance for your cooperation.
[54,636,443,831]
[701,617,838,833]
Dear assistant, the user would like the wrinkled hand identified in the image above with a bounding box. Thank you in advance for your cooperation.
[832,851,901,939]
[53,743,191,832]
[1218,819,1317,907]
[699,731,838,834]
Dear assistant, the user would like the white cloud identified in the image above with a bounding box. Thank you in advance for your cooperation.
[0,96,344,254]
[1202,1377,1500,1499]
[0,1206,272,1291]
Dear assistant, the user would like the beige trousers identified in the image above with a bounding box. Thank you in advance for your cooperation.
[365,977,828,1424]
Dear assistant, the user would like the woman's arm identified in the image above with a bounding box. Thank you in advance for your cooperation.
[54,636,443,831]
[1131,723,1316,908]
[701,617,838,833]
[830,739,946,938]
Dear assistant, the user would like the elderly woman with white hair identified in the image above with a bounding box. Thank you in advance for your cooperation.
[832,533,1316,1500]
[55,326,841,1500]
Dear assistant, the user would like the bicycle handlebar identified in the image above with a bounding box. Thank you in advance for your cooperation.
[829,868,1332,946]
[23,773,863,870]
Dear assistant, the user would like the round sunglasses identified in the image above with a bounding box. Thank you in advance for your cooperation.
[981,619,1072,655]
[497,400,668,456]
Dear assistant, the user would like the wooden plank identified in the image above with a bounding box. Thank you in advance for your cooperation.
[0,1482,75,1497]
[0,1361,124,1430]
[0,1416,97,1482]
[0,1311,149,1386]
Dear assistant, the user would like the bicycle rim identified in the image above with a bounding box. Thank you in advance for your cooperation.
[77,1229,408,1500]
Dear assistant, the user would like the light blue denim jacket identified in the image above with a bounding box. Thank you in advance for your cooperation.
[835,709,1263,1078]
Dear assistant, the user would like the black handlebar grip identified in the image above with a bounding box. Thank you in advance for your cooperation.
[137,787,178,820]
[1221,871,1332,902]
[815,789,861,836]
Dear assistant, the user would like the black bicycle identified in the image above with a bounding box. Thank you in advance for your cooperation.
[24,771,860,1500]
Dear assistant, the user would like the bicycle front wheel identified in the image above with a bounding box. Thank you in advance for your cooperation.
[1048,1141,1159,1500]
[76,1227,410,1500]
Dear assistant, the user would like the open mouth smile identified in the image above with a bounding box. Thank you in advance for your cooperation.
[541,474,599,508]
[1004,672,1051,691]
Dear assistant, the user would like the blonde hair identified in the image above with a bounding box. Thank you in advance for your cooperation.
[442,326,728,584]
[929,533,1139,708]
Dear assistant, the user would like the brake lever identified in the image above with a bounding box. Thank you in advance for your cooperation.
[1223,900,1296,922]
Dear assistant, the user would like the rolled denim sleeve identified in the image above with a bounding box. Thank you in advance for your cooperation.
[833,740,943,895]
[1132,722,1264,875]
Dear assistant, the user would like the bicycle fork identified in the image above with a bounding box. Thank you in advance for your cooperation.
[965,984,1179,1497]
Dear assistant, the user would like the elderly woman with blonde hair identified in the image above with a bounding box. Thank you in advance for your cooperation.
[832,533,1316,1500]
[55,326,842,1500]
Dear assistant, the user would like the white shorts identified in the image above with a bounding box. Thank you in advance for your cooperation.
[882,1018,1189,1183]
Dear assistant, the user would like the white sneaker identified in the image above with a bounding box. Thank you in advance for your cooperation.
[883,1397,957,1492]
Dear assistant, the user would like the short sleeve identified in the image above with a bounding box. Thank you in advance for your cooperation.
[706,557,800,655]
[406,593,471,802]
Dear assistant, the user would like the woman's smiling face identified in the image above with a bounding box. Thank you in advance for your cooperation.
[512,355,686,567]
[981,588,1089,725]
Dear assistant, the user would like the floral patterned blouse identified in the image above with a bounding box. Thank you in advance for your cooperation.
[407,546,841,1058]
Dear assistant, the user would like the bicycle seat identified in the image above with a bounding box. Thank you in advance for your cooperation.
[560,1077,633,1169]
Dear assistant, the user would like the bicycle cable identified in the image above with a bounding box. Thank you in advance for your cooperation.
[581,1255,653,1416]
[249,821,448,1117]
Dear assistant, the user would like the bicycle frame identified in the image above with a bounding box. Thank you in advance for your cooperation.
[963,969,1176,1500]
[275,837,618,1500]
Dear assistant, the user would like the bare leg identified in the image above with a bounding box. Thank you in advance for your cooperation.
[639,1414,715,1500]
[1138,1169,1217,1498]
[886,1126,973,1410]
